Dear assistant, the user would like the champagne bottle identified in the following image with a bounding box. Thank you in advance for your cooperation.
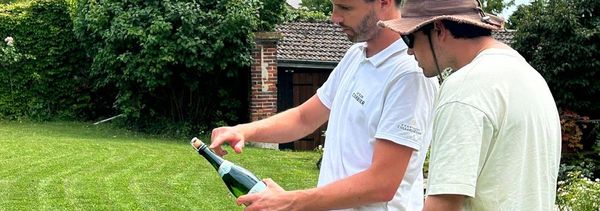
[190,137,266,198]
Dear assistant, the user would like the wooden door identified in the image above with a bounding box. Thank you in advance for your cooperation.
[278,69,330,151]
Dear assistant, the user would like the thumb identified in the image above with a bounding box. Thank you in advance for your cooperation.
[262,178,284,192]
[236,193,258,206]
[233,139,245,154]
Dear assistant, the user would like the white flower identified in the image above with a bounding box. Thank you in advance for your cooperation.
[4,36,14,46]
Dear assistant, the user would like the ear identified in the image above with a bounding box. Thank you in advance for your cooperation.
[379,0,391,8]
[433,20,449,41]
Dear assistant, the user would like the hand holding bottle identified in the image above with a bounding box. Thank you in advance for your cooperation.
[191,137,266,198]
[210,126,246,156]
[237,178,296,210]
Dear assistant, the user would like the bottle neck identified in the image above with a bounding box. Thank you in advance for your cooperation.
[198,144,224,170]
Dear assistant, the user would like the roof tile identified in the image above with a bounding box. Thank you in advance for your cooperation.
[276,21,515,63]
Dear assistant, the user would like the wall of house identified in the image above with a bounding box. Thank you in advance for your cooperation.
[249,32,281,150]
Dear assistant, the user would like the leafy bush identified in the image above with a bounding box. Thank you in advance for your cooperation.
[73,0,273,135]
[285,7,329,22]
[512,0,600,118]
[0,37,35,119]
[0,0,90,120]
[257,0,287,31]
[557,171,600,211]
[0,37,32,66]
[560,110,598,152]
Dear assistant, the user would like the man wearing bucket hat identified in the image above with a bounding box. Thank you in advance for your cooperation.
[210,0,439,210]
[378,0,561,210]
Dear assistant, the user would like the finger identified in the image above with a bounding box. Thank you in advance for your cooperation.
[237,193,259,206]
[211,145,228,157]
[262,178,276,186]
[262,178,284,192]
[209,138,228,156]
[209,130,228,156]
[210,128,222,142]
[233,139,245,154]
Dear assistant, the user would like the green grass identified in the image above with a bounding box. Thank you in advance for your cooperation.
[0,121,320,210]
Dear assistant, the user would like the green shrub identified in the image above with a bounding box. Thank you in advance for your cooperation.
[512,0,600,118]
[73,0,267,135]
[0,0,90,120]
[557,171,600,211]
[284,7,329,22]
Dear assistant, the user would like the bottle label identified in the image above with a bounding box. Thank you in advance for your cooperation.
[248,181,267,194]
[218,160,233,177]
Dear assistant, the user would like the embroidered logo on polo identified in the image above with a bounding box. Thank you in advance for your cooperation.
[398,119,422,140]
[352,91,365,105]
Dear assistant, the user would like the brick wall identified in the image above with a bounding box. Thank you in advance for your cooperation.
[249,32,281,150]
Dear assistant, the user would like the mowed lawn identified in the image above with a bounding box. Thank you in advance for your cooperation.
[0,121,320,210]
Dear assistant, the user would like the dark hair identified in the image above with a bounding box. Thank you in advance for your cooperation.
[417,20,491,38]
[419,22,435,35]
[364,0,403,8]
[441,20,491,38]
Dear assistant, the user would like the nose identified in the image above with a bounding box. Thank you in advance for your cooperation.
[331,11,342,24]
[407,48,414,55]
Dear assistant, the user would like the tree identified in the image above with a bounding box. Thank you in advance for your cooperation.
[73,0,269,135]
[300,0,331,16]
[258,0,287,31]
[480,0,515,15]
[298,0,512,18]
[512,0,600,117]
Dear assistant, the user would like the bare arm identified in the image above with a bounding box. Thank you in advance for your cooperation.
[238,139,414,210]
[210,95,329,155]
[423,194,465,211]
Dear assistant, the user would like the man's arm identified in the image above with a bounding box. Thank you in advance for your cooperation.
[238,139,414,210]
[423,194,465,211]
[210,94,329,155]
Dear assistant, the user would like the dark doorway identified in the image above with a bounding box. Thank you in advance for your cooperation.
[278,68,331,151]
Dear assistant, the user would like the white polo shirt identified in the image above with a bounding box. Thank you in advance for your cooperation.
[316,39,438,210]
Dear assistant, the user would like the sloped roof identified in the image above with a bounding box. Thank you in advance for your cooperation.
[493,29,516,45]
[276,21,351,68]
[275,21,515,68]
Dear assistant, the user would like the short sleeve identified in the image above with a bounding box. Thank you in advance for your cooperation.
[374,72,437,150]
[426,102,494,197]
[317,65,341,109]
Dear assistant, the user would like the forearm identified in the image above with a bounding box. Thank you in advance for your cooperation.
[423,195,465,211]
[294,169,400,210]
[237,95,328,143]
[293,140,413,210]
[234,108,314,143]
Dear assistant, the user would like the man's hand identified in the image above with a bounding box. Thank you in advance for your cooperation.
[237,178,299,211]
[210,126,246,156]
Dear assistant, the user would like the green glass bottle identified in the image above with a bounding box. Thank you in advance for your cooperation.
[191,137,266,198]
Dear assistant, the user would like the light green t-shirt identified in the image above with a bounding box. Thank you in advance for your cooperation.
[426,48,561,210]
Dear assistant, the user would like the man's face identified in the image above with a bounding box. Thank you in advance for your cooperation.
[331,0,379,42]
[407,30,439,77]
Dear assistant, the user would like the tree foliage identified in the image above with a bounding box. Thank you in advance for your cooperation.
[0,0,90,120]
[257,0,287,31]
[480,0,515,15]
[512,0,599,117]
[73,0,267,135]
[300,0,331,16]
[295,0,513,21]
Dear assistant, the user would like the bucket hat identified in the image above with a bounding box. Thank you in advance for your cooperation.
[378,0,504,35]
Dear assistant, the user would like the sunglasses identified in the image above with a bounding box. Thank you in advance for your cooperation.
[401,34,414,49]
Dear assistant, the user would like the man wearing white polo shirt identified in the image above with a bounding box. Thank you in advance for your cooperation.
[208,0,438,210]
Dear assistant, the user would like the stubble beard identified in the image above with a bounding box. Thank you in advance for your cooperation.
[346,9,378,43]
